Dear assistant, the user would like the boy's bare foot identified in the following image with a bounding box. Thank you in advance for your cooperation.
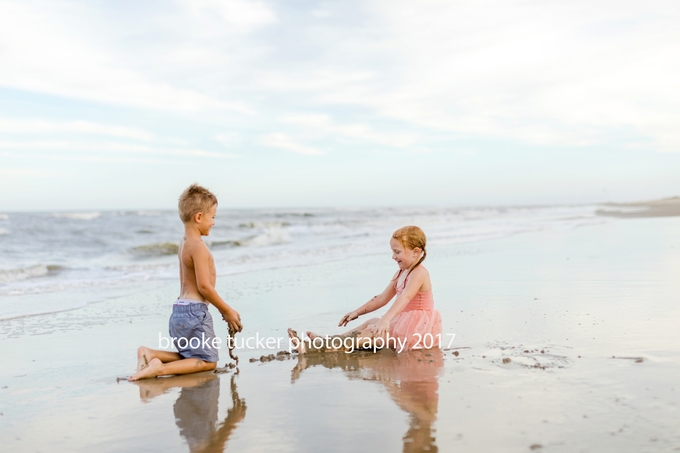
[128,358,163,381]
[290,354,308,383]
[136,346,150,371]
[287,328,306,354]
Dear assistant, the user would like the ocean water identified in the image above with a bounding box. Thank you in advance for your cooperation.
[0,205,605,320]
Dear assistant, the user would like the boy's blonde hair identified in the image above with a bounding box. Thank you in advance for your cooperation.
[392,226,427,269]
[178,184,218,222]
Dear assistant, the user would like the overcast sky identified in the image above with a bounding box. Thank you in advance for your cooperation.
[1,0,679,210]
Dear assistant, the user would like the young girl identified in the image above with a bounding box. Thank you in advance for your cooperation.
[289,226,442,352]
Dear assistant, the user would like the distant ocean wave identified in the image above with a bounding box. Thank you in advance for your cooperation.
[239,221,291,228]
[129,242,179,258]
[0,205,605,321]
[237,227,291,247]
[52,212,101,220]
[0,264,64,284]
[128,226,292,259]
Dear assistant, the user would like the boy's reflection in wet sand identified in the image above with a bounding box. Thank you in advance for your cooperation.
[132,372,246,453]
[290,348,443,453]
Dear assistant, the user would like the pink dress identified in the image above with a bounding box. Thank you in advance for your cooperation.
[389,267,443,351]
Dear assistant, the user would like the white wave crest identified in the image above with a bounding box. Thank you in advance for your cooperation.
[52,212,101,220]
[129,242,179,258]
[0,264,50,283]
[0,228,8,235]
[239,221,288,229]
[0,214,8,220]
[241,227,291,247]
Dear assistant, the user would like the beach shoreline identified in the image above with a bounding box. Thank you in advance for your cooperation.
[1,214,679,452]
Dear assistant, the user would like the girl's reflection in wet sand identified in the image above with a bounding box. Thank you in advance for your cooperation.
[132,372,246,453]
[290,348,443,452]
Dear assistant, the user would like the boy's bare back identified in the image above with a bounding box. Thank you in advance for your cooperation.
[175,198,241,332]
[178,237,216,303]
[127,184,241,381]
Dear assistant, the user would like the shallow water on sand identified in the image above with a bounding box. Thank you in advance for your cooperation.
[1,217,679,452]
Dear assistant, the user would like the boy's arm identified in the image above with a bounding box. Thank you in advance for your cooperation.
[192,244,243,332]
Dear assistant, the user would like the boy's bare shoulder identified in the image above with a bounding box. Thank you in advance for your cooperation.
[181,237,210,256]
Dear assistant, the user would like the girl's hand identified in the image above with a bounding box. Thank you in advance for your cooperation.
[338,310,359,327]
[372,318,390,339]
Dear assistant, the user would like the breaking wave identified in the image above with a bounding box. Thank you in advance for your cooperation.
[237,227,291,247]
[52,212,101,220]
[129,242,179,258]
[0,264,64,284]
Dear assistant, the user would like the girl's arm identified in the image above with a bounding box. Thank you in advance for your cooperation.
[372,267,427,337]
[338,278,397,327]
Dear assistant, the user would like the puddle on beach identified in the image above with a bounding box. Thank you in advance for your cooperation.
[131,372,247,453]
[129,348,444,453]
[123,342,588,452]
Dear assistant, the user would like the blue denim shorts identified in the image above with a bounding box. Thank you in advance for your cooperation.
[169,303,219,363]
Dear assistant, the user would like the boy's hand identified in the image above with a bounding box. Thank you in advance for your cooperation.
[222,308,243,332]
[338,310,359,327]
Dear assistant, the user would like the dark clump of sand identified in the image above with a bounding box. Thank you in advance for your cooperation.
[597,197,680,218]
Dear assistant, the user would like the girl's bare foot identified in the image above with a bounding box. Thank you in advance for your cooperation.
[287,328,306,354]
[306,331,322,340]
[136,346,150,371]
[128,358,163,381]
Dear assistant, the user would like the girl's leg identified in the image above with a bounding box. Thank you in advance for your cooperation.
[137,346,183,371]
[307,318,380,340]
[294,319,387,354]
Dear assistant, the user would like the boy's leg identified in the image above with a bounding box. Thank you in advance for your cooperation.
[137,346,183,371]
[128,358,217,381]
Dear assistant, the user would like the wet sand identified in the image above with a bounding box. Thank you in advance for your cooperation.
[1,215,679,452]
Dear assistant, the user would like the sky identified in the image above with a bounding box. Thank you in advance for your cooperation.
[1,0,679,211]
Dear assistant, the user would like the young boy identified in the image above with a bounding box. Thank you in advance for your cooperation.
[128,184,242,381]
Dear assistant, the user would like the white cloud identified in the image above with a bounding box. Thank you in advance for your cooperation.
[0,167,65,177]
[1,0,679,159]
[311,10,332,18]
[259,70,375,92]
[252,0,680,152]
[0,118,153,141]
[282,114,417,147]
[0,1,255,113]
[260,133,323,155]
[0,141,242,159]
[181,0,277,32]
[214,133,243,147]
